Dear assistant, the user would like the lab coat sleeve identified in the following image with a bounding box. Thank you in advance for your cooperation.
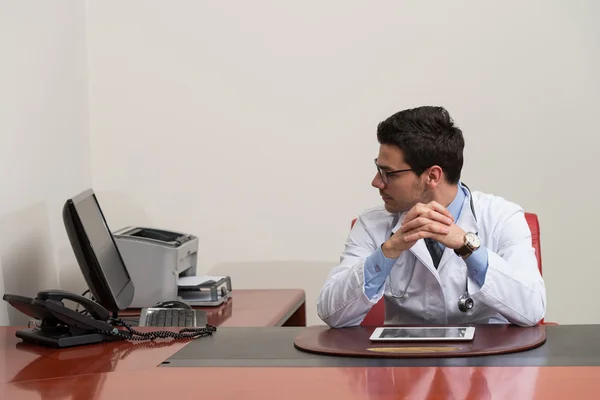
[364,247,401,298]
[317,216,386,328]
[464,246,489,286]
[469,207,547,327]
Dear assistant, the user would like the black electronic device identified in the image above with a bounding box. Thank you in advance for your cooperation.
[3,289,216,348]
[2,188,217,348]
[62,188,135,313]
[3,290,124,348]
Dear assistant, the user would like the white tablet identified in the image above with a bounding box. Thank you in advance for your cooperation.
[369,326,475,342]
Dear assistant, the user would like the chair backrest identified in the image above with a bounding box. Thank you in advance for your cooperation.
[524,212,542,275]
[358,212,543,326]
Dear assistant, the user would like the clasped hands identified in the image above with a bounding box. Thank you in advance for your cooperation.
[382,201,466,259]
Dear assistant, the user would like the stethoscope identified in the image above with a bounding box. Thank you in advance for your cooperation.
[388,184,477,313]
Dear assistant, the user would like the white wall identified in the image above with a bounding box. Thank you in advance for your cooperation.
[0,1,92,325]
[83,1,598,326]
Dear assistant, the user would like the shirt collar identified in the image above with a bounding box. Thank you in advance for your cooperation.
[446,181,467,221]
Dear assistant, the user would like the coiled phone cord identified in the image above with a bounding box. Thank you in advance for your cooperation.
[99,318,217,341]
[73,289,217,341]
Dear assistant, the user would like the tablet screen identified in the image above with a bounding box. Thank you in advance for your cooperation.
[379,327,467,339]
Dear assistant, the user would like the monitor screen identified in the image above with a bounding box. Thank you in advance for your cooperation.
[63,189,134,312]
[74,195,130,300]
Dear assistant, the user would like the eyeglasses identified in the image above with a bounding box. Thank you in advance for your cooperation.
[374,158,413,185]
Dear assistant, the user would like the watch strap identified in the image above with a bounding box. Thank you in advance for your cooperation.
[454,245,472,257]
[454,232,479,257]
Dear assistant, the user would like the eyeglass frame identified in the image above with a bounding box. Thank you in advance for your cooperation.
[374,158,414,184]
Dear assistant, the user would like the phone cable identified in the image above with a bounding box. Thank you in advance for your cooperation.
[98,317,217,341]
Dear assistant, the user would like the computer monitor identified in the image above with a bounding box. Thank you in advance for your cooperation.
[62,188,134,314]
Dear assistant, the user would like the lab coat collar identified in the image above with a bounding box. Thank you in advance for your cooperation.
[437,183,478,271]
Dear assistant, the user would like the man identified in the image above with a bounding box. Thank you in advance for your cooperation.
[317,106,546,328]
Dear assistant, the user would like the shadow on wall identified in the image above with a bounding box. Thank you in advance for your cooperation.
[92,190,154,233]
[207,260,335,326]
[56,245,87,297]
[0,202,59,326]
[0,259,8,325]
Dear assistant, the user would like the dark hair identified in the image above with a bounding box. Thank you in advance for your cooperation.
[377,106,464,184]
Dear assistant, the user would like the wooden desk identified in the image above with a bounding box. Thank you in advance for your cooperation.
[5,365,600,399]
[4,312,600,399]
[0,289,305,384]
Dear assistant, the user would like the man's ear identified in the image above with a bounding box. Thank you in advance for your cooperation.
[426,166,444,187]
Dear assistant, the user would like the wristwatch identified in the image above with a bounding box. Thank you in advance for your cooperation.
[454,232,481,259]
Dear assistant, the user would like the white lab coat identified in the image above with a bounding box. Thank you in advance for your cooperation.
[317,188,547,328]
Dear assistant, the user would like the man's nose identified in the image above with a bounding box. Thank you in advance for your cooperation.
[372,173,385,189]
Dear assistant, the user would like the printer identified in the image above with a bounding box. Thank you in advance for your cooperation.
[112,226,231,308]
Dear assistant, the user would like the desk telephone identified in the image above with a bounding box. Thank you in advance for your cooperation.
[3,289,217,348]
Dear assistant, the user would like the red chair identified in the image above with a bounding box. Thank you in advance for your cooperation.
[351,212,554,326]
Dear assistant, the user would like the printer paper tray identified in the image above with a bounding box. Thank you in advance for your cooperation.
[178,291,231,306]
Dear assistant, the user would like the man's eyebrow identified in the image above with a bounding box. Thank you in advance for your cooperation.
[377,163,393,171]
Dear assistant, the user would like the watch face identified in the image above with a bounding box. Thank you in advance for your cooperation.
[465,232,480,248]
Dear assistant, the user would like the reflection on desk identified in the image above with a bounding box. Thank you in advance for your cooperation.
[9,340,187,398]
[341,366,539,399]
[6,334,191,383]
[5,365,600,399]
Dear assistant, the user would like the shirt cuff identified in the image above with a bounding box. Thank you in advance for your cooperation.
[465,246,489,287]
[363,246,398,299]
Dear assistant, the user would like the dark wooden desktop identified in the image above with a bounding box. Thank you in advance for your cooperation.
[2,289,600,399]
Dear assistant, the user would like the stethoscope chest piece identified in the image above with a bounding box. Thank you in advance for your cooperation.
[458,292,474,312]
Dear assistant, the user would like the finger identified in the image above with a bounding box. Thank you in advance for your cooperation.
[423,209,453,225]
[404,203,453,225]
[403,203,426,224]
[402,209,452,230]
[401,217,451,233]
[403,229,444,242]
[406,222,450,236]
[426,201,454,221]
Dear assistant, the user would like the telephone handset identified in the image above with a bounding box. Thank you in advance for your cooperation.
[3,289,217,349]
[34,291,114,333]
[36,289,110,321]
[3,290,119,348]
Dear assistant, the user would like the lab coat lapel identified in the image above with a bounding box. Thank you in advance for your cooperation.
[411,239,437,272]
[397,212,437,272]
[437,190,478,271]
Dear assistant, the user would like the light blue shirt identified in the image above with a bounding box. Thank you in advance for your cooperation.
[363,183,489,299]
